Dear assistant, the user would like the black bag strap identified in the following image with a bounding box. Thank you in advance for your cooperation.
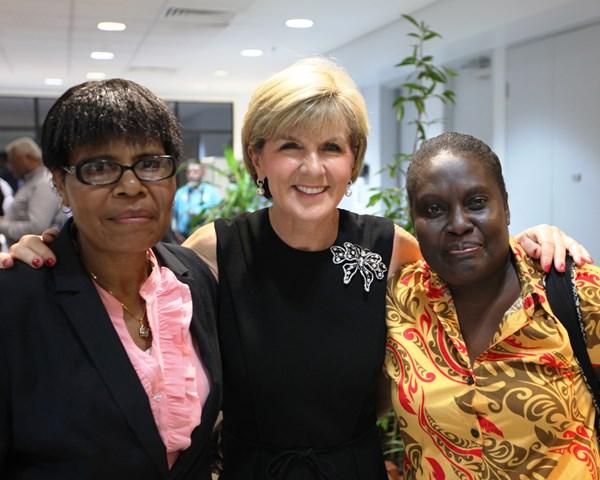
[545,256,600,432]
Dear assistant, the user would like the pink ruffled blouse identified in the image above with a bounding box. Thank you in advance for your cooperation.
[93,250,210,468]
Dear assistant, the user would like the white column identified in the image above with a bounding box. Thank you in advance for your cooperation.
[231,92,250,160]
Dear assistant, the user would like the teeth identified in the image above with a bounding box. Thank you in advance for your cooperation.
[296,185,325,195]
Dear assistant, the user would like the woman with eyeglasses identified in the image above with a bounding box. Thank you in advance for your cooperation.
[0,79,221,479]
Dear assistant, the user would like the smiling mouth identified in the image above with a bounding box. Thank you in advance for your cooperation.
[295,185,327,195]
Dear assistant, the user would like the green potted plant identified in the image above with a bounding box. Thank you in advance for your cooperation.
[367,14,456,230]
[189,145,267,230]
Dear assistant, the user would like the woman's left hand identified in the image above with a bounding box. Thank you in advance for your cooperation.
[515,224,593,272]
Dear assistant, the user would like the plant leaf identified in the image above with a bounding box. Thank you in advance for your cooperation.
[395,103,405,121]
[401,14,420,29]
[396,57,417,67]
[392,96,406,107]
[424,31,441,41]
[443,66,458,77]
[402,82,427,93]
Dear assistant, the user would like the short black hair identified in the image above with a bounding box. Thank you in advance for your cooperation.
[406,132,507,206]
[41,79,183,170]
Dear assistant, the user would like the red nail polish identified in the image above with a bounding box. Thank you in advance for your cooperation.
[45,258,55,267]
[559,262,565,272]
[543,262,550,273]
[32,258,41,267]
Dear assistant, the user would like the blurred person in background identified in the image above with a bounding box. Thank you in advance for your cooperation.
[0,175,13,252]
[0,137,66,245]
[0,176,13,216]
[0,151,18,192]
[172,160,221,242]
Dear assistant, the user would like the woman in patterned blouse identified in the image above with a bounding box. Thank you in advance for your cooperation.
[386,131,600,479]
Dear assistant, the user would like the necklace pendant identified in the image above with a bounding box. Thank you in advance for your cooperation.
[138,323,151,339]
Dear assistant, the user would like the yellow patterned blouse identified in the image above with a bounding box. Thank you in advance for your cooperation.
[385,239,600,480]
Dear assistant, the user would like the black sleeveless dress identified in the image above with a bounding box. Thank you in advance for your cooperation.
[215,208,394,480]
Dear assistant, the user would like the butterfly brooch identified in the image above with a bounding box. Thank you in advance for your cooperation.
[330,242,387,292]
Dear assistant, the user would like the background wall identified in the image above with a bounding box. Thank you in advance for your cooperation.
[330,1,600,258]
[505,22,600,258]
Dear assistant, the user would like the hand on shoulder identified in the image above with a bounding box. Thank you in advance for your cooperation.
[515,224,593,272]
[0,229,59,270]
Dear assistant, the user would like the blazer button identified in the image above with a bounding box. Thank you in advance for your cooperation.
[466,375,475,385]
[471,428,480,438]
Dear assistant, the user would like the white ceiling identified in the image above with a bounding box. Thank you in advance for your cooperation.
[0,0,436,99]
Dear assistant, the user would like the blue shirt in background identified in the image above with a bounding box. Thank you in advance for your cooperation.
[172,182,222,237]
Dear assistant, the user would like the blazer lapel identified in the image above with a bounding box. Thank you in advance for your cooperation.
[52,227,168,477]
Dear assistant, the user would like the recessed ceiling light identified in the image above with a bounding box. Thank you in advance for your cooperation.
[90,51,114,60]
[44,78,63,86]
[86,72,106,80]
[214,69,229,77]
[97,21,126,32]
[285,18,314,29]
[240,49,263,57]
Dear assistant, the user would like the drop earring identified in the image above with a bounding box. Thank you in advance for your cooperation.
[256,178,265,196]
[345,181,352,197]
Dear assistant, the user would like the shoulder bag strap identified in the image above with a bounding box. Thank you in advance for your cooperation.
[545,256,600,433]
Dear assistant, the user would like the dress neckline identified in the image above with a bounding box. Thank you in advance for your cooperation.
[262,208,345,255]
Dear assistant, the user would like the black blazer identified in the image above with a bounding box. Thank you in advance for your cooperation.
[0,224,222,480]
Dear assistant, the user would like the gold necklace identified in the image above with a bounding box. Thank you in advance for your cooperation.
[89,271,151,339]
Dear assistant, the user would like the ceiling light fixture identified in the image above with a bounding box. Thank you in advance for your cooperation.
[285,18,314,29]
[214,69,229,77]
[90,51,114,60]
[240,49,263,57]
[86,72,106,80]
[44,78,63,86]
[97,21,127,31]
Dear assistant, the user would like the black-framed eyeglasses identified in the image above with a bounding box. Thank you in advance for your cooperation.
[62,155,177,186]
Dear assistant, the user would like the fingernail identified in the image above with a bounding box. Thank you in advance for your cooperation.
[543,262,551,273]
[32,258,41,268]
[559,262,565,272]
[2,258,10,268]
[45,258,55,267]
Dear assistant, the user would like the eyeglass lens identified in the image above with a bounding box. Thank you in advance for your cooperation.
[79,156,174,184]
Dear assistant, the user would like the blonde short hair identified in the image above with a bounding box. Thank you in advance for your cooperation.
[242,57,369,183]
